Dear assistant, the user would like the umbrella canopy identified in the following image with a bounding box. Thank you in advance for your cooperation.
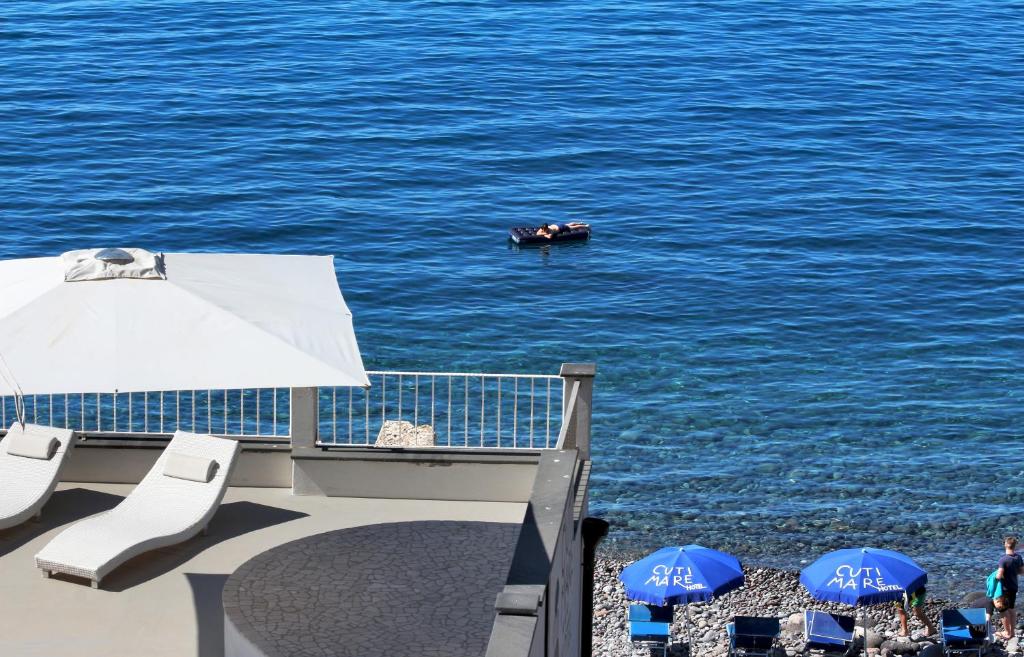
[0,249,369,395]
[619,545,745,606]
[800,547,927,606]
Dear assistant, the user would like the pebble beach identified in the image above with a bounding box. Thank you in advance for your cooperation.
[594,556,1021,657]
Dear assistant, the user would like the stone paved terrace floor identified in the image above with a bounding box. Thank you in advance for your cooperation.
[224,521,521,657]
[0,483,526,657]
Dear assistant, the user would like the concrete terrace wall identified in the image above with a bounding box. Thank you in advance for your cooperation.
[291,447,540,503]
[61,440,293,487]
[483,364,596,657]
[485,449,591,657]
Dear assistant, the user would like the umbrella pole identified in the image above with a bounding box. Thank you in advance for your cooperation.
[859,607,865,655]
[11,391,25,428]
[0,352,26,428]
[686,603,693,656]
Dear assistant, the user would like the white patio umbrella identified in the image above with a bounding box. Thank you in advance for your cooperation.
[0,248,369,396]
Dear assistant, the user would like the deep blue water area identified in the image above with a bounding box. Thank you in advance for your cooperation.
[2,1,1022,596]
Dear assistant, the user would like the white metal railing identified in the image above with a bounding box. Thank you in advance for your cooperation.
[0,389,290,440]
[0,370,569,450]
[318,371,564,449]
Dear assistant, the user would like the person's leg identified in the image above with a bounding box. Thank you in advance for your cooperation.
[1004,591,1019,639]
[913,606,936,635]
[897,607,909,636]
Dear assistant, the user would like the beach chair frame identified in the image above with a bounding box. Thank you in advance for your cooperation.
[628,603,673,657]
[804,611,858,657]
[35,431,239,588]
[728,615,781,657]
[0,424,77,530]
[940,608,991,657]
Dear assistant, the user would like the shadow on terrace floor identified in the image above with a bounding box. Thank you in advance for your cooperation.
[188,572,230,657]
[0,487,124,559]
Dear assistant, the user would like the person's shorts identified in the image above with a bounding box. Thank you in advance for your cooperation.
[1006,590,1018,608]
[893,590,927,611]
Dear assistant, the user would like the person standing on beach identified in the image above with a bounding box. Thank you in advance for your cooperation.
[895,586,936,637]
[996,536,1024,640]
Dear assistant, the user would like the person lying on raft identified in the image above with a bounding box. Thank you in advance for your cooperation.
[535,222,589,239]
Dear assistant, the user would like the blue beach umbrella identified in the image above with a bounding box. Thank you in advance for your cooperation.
[800,547,927,607]
[620,545,745,606]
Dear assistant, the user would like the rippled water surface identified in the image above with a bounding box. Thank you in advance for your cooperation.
[2,0,1022,596]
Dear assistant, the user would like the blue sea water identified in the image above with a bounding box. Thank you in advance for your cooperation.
[1,1,1022,596]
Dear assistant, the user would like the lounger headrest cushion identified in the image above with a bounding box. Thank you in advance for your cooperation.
[163,452,219,483]
[5,431,59,460]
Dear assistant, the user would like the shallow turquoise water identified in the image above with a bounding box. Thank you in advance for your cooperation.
[2,0,1022,595]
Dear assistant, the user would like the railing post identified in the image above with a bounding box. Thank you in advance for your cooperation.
[290,387,319,449]
[558,363,595,460]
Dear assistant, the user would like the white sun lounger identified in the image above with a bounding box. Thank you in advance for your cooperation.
[0,423,77,531]
[35,430,240,588]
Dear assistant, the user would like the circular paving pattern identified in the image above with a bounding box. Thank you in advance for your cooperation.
[223,520,520,657]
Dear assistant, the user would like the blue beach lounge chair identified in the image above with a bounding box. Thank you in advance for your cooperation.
[728,615,781,657]
[940,608,990,657]
[628,603,673,657]
[804,611,857,657]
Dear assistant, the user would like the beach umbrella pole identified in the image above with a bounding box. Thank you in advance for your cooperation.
[685,603,692,655]
[859,607,863,650]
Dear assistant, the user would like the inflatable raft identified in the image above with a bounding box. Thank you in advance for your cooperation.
[508,225,591,245]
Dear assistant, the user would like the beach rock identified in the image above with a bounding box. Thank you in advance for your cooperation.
[1006,637,1020,654]
[786,613,804,633]
[961,591,989,608]
[917,644,943,657]
[891,638,919,655]
[854,628,884,649]
[374,420,436,447]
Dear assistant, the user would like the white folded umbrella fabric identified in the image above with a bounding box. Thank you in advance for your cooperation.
[62,248,166,282]
[0,250,369,395]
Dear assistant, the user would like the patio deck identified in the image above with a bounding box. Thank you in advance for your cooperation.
[0,483,525,657]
